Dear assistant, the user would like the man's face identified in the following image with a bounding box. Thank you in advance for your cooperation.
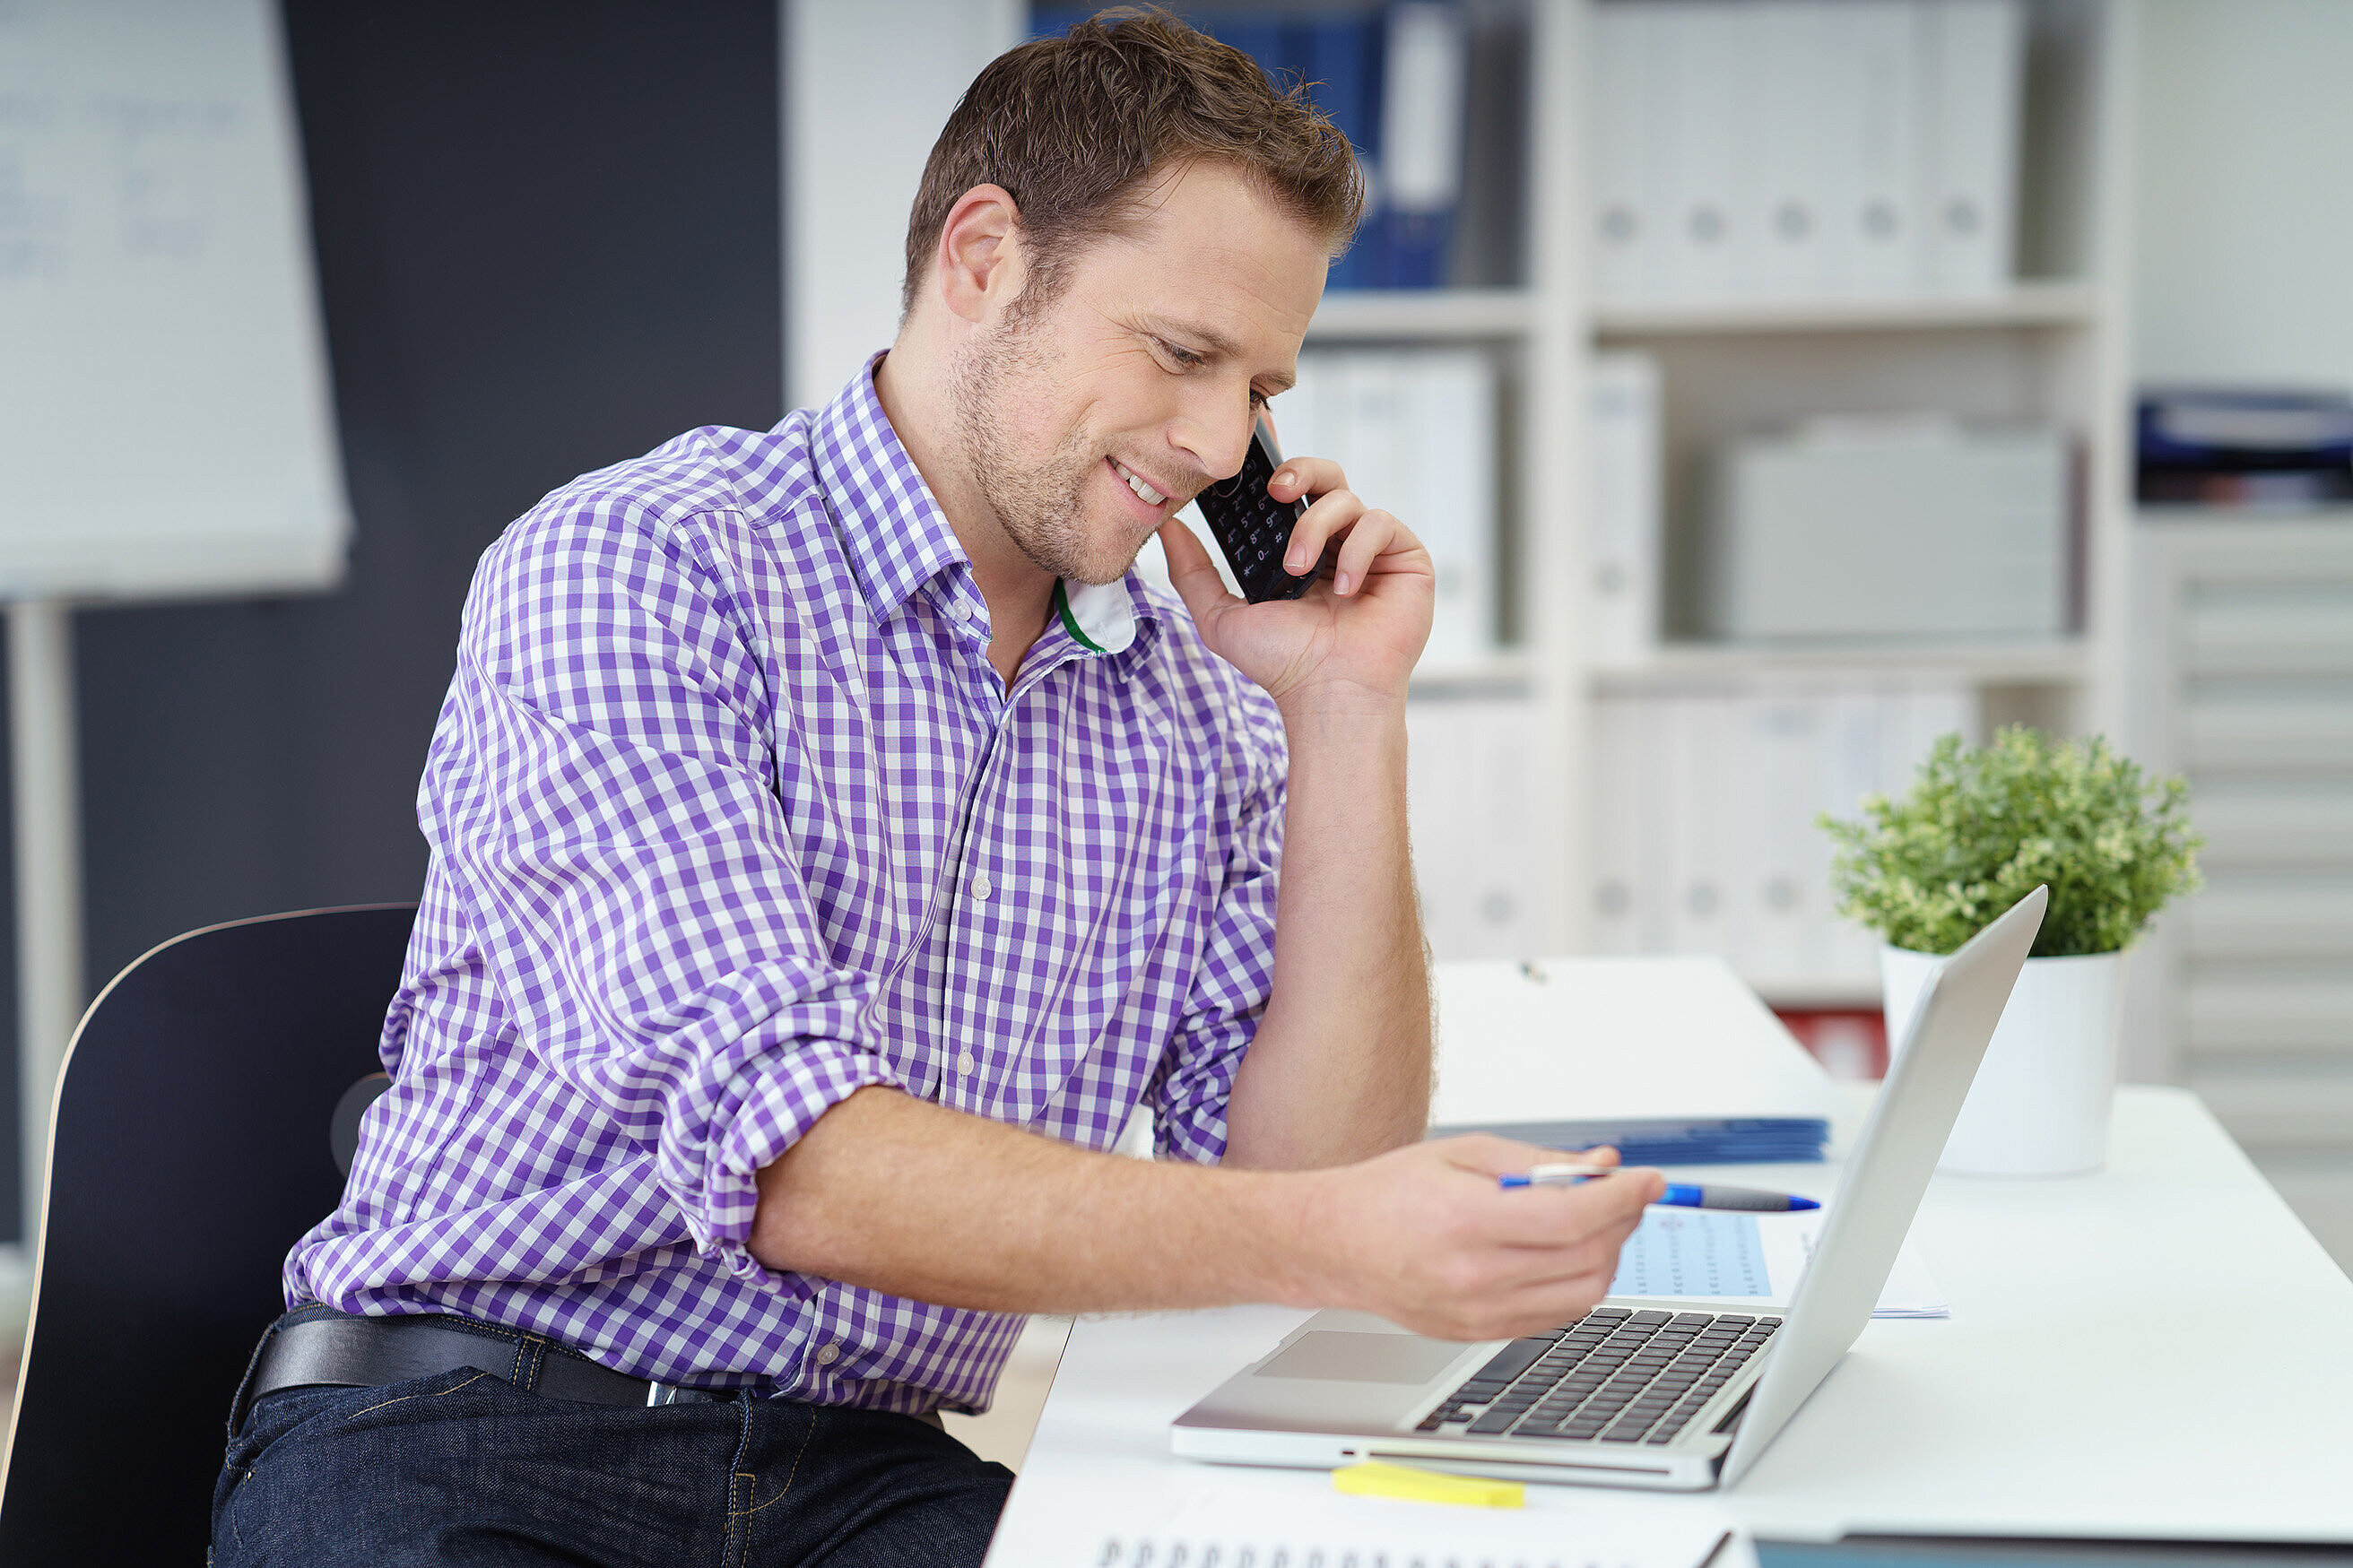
[951,160,1328,585]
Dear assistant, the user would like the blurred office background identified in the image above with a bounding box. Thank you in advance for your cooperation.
[0,0,2348,1288]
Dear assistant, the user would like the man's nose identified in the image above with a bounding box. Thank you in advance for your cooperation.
[1177,401,1256,485]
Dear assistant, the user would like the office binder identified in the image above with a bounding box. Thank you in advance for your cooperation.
[1591,0,2024,303]
[1408,697,1547,960]
[1592,696,1646,957]
[1655,1,1745,299]
[1379,3,1466,290]
[1922,0,2025,294]
[1301,14,1379,291]
[1840,0,1923,295]
[1665,693,1736,958]
[1587,683,1976,992]
[1220,17,1285,89]
[1403,350,1499,663]
[1587,351,1663,666]
[1745,693,1825,979]
[1292,346,1499,666]
[1592,3,1656,300]
[1751,1,1834,297]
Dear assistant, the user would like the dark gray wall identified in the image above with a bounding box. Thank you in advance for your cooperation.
[0,0,783,1238]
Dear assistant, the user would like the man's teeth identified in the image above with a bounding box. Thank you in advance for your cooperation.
[1115,462,1166,506]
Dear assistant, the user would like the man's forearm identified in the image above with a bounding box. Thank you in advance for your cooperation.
[751,1085,1315,1312]
[1223,691,1431,1169]
[751,1083,1663,1343]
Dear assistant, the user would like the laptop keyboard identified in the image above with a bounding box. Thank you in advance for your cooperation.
[1412,1306,1781,1447]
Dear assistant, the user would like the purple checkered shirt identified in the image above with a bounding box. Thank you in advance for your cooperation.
[288,360,1287,1414]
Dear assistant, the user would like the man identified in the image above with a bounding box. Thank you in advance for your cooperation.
[213,13,1661,1565]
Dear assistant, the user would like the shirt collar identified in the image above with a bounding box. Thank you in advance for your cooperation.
[811,353,1158,659]
[810,353,968,621]
[1053,577,1146,656]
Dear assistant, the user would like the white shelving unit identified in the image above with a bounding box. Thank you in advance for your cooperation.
[1591,277,2100,336]
[787,0,2140,999]
[2125,515,2353,1266]
[1306,288,1538,340]
[1380,0,2136,992]
[1549,0,2136,1009]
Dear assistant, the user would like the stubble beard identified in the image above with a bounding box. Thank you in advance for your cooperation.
[950,325,1149,588]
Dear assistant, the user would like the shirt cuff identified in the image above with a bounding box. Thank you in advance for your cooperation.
[1153,1044,1246,1165]
[678,1036,907,1290]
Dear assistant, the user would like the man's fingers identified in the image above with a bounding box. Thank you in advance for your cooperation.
[1435,1133,1565,1178]
[1416,1246,1634,1340]
[1280,488,1367,576]
[1475,1172,1660,1249]
[1471,1279,1627,1340]
[1432,1134,1633,1182]
[1330,509,1407,596]
[1156,516,1238,624]
[1267,455,1346,505]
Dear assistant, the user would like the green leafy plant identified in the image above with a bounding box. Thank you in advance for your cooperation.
[1819,725,2203,957]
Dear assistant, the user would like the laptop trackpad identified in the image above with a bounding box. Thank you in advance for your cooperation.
[1255,1332,1464,1384]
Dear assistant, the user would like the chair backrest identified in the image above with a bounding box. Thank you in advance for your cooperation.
[0,904,418,1563]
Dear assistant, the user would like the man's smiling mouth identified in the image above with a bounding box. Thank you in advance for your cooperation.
[1111,458,1168,507]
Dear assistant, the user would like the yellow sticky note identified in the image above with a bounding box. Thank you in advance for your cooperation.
[1332,1460,1524,1510]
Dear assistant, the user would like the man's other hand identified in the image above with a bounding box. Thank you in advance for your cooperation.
[1288,1136,1666,1342]
[1159,455,1435,710]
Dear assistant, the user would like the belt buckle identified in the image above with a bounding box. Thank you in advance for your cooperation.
[646,1380,690,1407]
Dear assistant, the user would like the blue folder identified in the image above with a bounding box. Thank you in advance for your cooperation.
[1431,1118,1833,1166]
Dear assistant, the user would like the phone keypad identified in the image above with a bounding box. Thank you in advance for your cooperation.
[1200,465,1315,604]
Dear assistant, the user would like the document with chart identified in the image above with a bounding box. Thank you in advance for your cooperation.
[1613,1208,1949,1319]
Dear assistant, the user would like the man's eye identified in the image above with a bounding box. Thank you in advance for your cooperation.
[1249,388,1270,409]
[1158,339,1204,369]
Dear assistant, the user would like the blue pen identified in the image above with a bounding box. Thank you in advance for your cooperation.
[1498,1162,1819,1212]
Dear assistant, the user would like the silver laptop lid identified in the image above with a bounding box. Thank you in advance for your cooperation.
[1717,885,2046,1487]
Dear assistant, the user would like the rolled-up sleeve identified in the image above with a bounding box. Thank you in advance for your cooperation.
[421,496,900,1283]
[1149,697,1286,1164]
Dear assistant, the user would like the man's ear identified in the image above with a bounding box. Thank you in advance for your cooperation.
[934,183,1027,326]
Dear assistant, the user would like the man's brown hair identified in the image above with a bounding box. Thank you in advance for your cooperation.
[900,7,1365,320]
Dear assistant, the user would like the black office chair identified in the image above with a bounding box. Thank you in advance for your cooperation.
[0,903,417,1564]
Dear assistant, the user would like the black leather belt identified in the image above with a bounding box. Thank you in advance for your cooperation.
[238,1310,723,1433]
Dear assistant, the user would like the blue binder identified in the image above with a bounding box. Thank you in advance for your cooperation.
[1298,15,1384,290]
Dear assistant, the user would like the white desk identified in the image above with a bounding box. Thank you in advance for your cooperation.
[985,1087,2353,1564]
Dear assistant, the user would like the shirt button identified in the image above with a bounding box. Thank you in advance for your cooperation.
[814,1342,839,1365]
[944,598,971,623]
[958,1051,977,1075]
[970,871,994,900]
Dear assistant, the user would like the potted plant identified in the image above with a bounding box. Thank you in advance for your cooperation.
[1819,725,2203,1175]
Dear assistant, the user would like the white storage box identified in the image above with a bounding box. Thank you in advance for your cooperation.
[1701,416,2071,642]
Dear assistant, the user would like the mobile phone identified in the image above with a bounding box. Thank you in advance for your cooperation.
[1194,419,1317,604]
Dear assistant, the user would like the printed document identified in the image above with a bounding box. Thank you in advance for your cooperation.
[1087,1486,1741,1568]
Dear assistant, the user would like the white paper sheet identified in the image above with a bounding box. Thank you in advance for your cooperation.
[1086,1486,1740,1568]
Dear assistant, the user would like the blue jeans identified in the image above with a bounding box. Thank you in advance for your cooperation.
[210,1319,1014,1566]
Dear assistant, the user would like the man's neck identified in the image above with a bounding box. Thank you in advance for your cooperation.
[871,349,1055,689]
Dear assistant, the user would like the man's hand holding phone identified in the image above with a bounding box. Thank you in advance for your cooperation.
[1161,438,1435,713]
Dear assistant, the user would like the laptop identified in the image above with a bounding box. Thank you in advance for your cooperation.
[1173,885,2047,1492]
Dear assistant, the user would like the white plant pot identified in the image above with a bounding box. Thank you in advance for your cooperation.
[1880,944,2123,1177]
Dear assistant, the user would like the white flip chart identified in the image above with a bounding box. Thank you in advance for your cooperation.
[0,0,348,600]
